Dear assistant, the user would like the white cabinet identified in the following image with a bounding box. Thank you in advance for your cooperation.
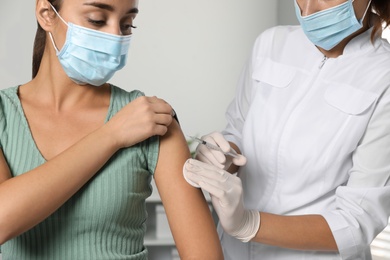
[145,180,213,260]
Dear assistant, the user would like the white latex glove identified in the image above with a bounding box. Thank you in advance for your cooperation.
[195,132,247,170]
[183,159,260,242]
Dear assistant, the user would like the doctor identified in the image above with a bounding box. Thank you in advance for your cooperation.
[184,0,390,259]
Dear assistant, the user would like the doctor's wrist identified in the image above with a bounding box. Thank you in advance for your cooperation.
[231,210,261,243]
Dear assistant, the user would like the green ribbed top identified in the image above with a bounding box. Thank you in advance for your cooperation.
[0,85,159,260]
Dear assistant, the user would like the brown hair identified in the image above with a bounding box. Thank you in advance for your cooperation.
[32,0,62,78]
[370,0,390,41]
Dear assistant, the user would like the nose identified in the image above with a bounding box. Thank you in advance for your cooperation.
[105,25,123,36]
[297,1,320,17]
[298,3,311,17]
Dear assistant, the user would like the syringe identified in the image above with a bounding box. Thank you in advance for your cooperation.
[188,136,239,158]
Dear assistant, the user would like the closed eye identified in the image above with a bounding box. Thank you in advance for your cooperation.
[87,18,106,27]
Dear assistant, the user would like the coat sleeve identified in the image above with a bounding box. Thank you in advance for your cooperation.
[322,86,390,259]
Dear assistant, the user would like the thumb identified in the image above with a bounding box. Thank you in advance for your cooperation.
[232,154,247,166]
[183,159,200,188]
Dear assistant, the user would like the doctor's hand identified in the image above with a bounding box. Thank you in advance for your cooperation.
[195,132,247,170]
[183,159,260,243]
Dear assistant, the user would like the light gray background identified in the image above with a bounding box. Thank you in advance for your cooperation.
[0,0,296,137]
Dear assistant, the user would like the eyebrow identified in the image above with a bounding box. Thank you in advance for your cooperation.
[83,2,139,14]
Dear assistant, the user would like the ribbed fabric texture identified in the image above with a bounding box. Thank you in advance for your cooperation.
[0,85,159,260]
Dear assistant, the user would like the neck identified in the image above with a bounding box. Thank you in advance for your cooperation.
[26,50,109,112]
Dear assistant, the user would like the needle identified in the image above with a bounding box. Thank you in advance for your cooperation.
[188,136,239,158]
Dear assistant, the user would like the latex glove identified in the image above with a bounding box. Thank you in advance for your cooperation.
[183,159,260,242]
[195,132,247,170]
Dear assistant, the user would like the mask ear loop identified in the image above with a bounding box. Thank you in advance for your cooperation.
[359,0,372,24]
[49,4,68,25]
[48,4,68,55]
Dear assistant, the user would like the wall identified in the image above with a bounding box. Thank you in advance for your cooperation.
[278,0,298,25]
[0,0,278,137]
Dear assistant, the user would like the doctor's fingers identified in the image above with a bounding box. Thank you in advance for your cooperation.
[202,132,231,153]
[232,154,247,166]
[184,159,232,186]
[183,158,216,188]
[197,177,243,210]
[183,168,227,198]
[198,180,227,203]
[186,158,226,172]
[195,145,226,168]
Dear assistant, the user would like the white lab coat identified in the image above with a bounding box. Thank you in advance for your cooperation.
[221,25,390,260]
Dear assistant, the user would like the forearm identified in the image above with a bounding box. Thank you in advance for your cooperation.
[0,125,118,243]
[253,212,338,251]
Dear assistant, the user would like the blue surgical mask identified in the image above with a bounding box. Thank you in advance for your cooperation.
[294,0,372,51]
[48,4,131,86]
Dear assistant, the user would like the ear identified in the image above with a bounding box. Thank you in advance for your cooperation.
[36,0,56,31]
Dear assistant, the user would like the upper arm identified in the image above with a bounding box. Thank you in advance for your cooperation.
[154,120,223,259]
[0,149,11,184]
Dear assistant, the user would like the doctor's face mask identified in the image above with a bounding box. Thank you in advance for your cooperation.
[294,0,372,51]
[48,4,132,86]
